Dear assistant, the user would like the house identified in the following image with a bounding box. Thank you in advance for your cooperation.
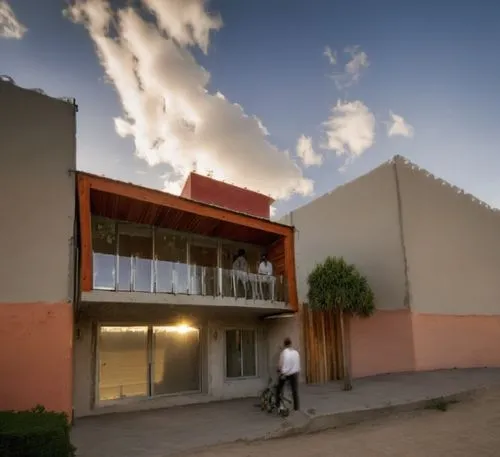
[0,80,297,419]
[280,156,500,382]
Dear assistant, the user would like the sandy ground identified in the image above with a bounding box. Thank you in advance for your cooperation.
[179,387,500,457]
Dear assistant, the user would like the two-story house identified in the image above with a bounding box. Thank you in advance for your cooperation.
[0,79,297,420]
[73,171,298,417]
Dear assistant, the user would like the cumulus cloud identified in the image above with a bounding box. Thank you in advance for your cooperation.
[322,100,375,161]
[323,46,336,65]
[387,111,415,138]
[296,134,322,167]
[67,0,313,200]
[329,45,369,90]
[0,0,27,39]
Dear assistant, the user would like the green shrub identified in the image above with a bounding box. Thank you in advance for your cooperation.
[0,405,75,457]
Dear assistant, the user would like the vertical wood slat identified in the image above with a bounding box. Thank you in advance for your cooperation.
[301,306,344,384]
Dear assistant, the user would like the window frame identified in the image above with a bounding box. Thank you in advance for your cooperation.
[224,328,258,380]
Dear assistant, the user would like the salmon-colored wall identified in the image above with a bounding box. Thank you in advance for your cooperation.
[0,302,73,417]
[349,309,415,378]
[348,311,500,378]
[181,172,272,219]
[412,313,500,371]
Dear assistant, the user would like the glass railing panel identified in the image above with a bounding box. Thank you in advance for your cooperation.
[93,253,289,303]
[93,253,116,290]
[133,257,153,292]
[155,260,174,293]
[117,255,132,291]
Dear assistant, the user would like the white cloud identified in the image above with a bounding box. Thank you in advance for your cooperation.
[67,0,313,200]
[330,45,369,90]
[322,100,375,161]
[387,111,415,138]
[0,0,27,39]
[323,46,336,65]
[296,134,323,167]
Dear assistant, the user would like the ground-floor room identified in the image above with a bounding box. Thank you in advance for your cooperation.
[73,303,296,418]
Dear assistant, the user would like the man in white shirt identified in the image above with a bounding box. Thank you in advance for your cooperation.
[258,254,273,276]
[258,254,275,300]
[276,337,300,411]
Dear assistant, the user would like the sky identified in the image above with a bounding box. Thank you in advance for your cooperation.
[2,0,500,217]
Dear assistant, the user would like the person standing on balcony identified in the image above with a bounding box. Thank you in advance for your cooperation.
[232,249,248,297]
[258,254,275,300]
[276,337,300,412]
[232,249,248,272]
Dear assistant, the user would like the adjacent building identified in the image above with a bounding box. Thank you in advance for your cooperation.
[281,157,500,381]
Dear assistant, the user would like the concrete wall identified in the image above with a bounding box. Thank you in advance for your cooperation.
[396,159,500,316]
[395,158,500,370]
[280,162,407,311]
[280,162,413,377]
[0,81,76,415]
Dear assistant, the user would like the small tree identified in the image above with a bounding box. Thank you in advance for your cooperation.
[307,256,375,390]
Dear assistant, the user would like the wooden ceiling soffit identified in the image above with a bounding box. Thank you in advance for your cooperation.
[82,173,292,236]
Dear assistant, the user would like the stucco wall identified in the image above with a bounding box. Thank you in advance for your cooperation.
[0,81,76,303]
[349,310,415,378]
[396,160,500,315]
[0,81,76,415]
[0,302,73,415]
[281,162,407,311]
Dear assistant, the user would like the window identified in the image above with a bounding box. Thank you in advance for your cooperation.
[225,329,257,378]
[97,325,200,403]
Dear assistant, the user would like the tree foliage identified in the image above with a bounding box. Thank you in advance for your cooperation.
[307,256,375,317]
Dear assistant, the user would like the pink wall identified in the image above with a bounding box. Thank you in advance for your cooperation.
[349,309,415,378]
[348,311,500,378]
[412,313,500,371]
[0,302,73,416]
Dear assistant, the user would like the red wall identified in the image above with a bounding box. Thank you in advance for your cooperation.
[181,173,272,219]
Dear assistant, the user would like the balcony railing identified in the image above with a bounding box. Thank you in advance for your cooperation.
[92,253,288,303]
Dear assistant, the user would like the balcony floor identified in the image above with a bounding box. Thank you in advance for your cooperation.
[79,290,291,320]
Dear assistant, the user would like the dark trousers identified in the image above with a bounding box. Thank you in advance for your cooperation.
[275,372,299,411]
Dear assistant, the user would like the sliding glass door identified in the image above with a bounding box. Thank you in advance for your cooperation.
[152,326,200,395]
[97,325,201,404]
[98,326,149,401]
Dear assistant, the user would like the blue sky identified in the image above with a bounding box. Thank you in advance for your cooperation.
[2,0,500,216]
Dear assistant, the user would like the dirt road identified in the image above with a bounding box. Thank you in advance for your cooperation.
[180,387,500,457]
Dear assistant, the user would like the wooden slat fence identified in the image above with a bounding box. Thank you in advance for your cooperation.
[302,305,344,383]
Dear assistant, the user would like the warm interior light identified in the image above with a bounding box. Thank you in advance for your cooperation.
[175,324,192,334]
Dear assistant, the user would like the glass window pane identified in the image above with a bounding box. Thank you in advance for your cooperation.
[98,326,148,401]
[154,231,187,293]
[189,240,218,296]
[117,224,152,292]
[152,326,200,395]
[241,330,256,377]
[225,330,242,378]
[92,217,116,290]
